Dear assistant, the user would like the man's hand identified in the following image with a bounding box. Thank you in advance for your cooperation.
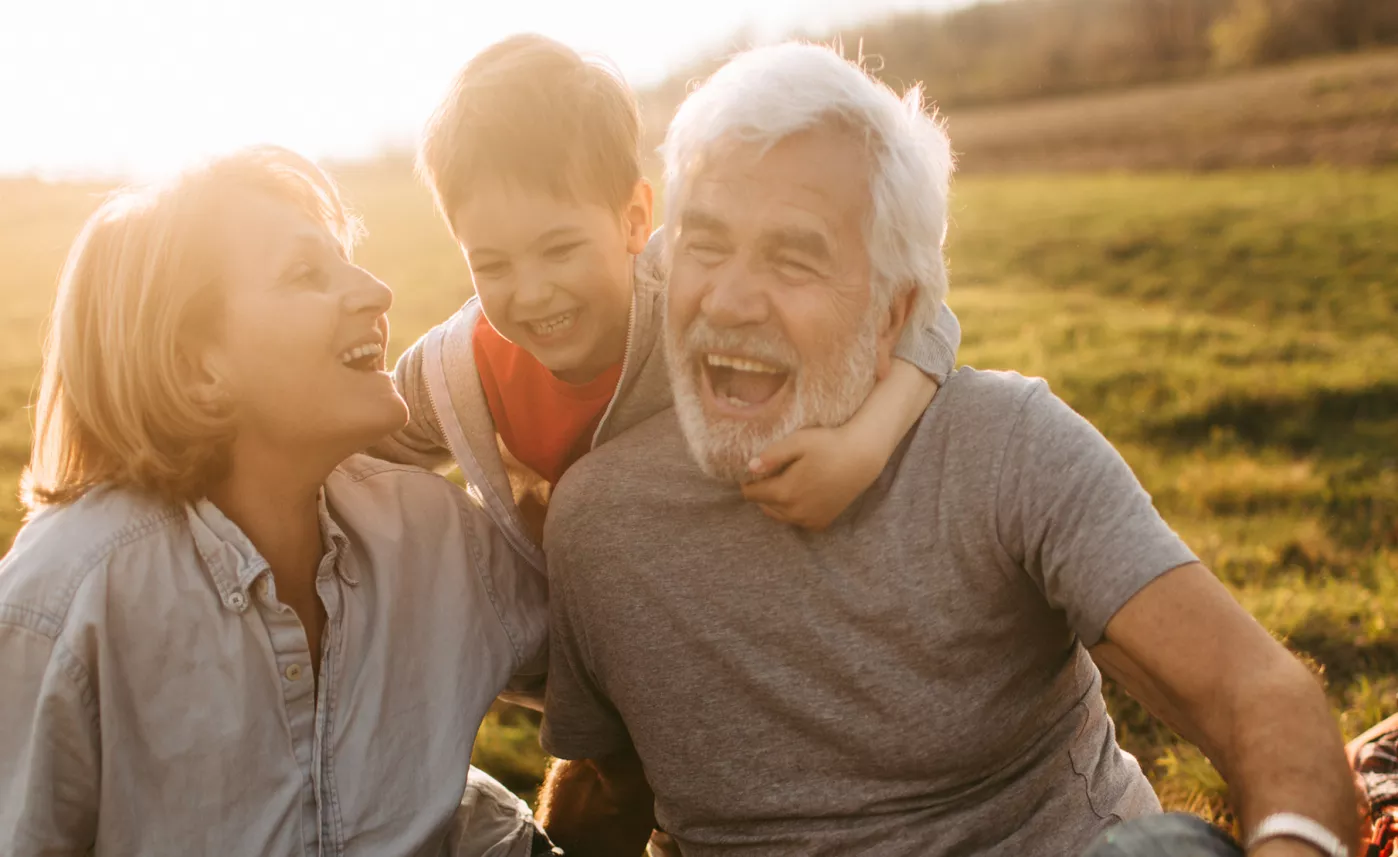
[536,751,656,857]
[1091,563,1360,856]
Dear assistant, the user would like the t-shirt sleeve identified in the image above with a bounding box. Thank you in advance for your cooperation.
[994,381,1198,645]
[538,558,633,761]
[892,301,961,383]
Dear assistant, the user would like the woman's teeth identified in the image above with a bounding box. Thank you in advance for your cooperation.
[527,311,577,336]
[339,342,384,368]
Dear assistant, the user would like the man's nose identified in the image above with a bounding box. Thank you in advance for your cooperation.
[343,266,394,316]
[700,259,768,328]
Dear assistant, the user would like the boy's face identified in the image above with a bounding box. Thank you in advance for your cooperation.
[453,179,652,384]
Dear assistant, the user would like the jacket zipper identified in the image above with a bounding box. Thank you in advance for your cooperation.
[590,291,639,449]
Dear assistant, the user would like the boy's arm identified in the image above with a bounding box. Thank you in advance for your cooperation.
[892,299,961,384]
[365,333,456,471]
[743,302,960,530]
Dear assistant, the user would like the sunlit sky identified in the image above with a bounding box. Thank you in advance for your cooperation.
[0,0,956,179]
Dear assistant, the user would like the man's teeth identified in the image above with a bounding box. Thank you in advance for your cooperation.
[339,343,384,365]
[704,353,785,374]
[528,311,576,336]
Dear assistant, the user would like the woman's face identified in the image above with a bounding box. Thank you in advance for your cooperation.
[198,188,408,462]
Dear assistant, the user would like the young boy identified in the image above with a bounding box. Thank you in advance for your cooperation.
[373,34,962,581]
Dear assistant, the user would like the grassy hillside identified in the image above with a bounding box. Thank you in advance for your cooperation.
[640,48,1398,174]
[1,164,1394,819]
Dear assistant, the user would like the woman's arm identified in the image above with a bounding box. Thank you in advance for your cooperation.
[0,626,100,854]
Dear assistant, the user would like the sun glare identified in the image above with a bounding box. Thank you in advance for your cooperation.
[0,0,931,180]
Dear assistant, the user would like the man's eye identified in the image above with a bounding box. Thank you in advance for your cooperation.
[686,242,727,265]
[543,242,583,262]
[776,258,817,278]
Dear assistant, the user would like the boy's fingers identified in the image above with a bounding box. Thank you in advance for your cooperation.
[741,477,790,506]
[750,432,811,477]
[758,504,788,523]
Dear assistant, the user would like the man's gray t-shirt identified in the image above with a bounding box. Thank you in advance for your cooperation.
[540,368,1197,856]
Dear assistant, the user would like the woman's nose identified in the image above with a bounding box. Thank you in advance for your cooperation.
[343,266,394,315]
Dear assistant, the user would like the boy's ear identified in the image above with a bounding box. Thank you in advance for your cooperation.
[875,287,918,380]
[623,178,654,255]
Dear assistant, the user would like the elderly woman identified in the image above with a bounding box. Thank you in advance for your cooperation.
[0,148,553,856]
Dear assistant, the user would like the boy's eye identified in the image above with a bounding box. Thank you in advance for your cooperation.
[543,242,583,262]
[471,262,509,279]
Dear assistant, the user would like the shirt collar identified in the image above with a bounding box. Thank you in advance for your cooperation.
[187,490,353,614]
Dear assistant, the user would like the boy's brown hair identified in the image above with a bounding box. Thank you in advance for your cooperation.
[418,34,643,231]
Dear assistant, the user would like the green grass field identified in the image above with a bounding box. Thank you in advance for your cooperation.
[1,164,1394,820]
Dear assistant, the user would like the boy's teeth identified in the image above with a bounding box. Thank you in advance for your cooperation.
[704,353,785,374]
[529,311,576,335]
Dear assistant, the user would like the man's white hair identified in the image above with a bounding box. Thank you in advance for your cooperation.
[660,41,955,326]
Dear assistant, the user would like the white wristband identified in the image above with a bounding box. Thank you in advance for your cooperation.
[1245,812,1348,857]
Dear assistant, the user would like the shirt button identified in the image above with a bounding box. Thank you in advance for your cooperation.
[284,664,303,682]
[226,591,248,611]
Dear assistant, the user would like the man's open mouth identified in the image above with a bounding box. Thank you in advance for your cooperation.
[700,352,791,412]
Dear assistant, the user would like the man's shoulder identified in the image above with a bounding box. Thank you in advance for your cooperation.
[939,366,1048,408]
[564,409,690,493]
[547,410,692,536]
[894,368,1057,491]
[0,487,184,638]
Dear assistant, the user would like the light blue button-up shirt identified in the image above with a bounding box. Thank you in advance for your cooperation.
[0,454,548,856]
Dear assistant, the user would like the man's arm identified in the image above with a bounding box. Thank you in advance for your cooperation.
[1091,563,1360,857]
[537,750,656,857]
[996,381,1358,856]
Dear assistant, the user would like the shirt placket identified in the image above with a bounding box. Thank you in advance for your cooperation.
[252,544,347,857]
[311,547,348,857]
[252,573,322,856]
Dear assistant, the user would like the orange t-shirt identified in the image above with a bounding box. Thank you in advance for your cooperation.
[472,314,623,486]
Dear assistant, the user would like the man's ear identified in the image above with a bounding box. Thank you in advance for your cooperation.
[875,287,918,379]
[623,178,655,255]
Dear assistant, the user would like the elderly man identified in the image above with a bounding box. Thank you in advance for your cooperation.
[533,43,1358,857]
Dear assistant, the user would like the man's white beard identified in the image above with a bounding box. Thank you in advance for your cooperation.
[666,310,882,483]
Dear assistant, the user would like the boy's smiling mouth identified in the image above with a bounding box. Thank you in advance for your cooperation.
[523,309,579,340]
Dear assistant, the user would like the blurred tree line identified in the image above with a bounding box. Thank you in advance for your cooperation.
[641,0,1398,114]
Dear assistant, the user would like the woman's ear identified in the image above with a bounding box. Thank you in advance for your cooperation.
[623,178,655,255]
[176,344,232,415]
[874,287,918,379]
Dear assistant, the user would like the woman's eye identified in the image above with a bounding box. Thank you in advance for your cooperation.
[543,242,583,262]
[472,263,508,279]
[290,264,329,290]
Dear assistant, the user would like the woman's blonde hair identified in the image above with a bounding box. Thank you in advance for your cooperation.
[23,146,360,511]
